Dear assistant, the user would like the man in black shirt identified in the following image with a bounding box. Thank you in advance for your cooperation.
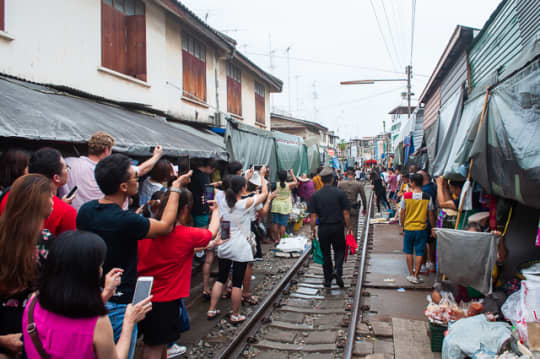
[308,167,352,288]
[188,158,217,228]
[77,154,192,359]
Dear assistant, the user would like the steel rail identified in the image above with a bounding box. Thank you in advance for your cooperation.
[214,244,312,359]
[343,191,374,359]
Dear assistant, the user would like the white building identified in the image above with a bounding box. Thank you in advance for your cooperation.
[0,0,282,129]
[388,106,416,151]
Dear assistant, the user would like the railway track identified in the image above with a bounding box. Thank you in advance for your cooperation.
[212,189,375,359]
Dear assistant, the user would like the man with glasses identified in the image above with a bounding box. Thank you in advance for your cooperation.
[0,147,77,236]
[77,154,192,359]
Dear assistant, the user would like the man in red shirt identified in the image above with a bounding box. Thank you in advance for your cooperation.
[0,147,76,236]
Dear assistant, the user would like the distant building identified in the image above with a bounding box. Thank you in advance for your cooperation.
[388,106,416,150]
[270,112,329,147]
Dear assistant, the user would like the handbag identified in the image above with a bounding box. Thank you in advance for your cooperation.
[26,296,51,359]
[312,237,324,265]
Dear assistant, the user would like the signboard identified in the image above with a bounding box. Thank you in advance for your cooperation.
[350,145,358,158]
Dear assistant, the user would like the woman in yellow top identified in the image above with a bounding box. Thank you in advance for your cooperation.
[271,169,298,244]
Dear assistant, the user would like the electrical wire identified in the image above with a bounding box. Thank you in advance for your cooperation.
[243,51,429,77]
[410,0,417,66]
[369,0,400,72]
[316,86,404,109]
[381,0,404,69]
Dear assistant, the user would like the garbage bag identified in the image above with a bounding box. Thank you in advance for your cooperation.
[442,314,512,359]
[502,275,540,343]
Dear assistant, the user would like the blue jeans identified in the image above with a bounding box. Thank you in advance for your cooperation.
[106,302,138,359]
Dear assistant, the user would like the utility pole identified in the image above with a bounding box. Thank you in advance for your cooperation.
[268,34,276,112]
[406,65,412,119]
[286,46,292,114]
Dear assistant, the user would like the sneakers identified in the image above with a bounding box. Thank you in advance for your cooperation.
[336,277,345,288]
[419,264,428,275]
[426,262,436,273]
[167,344,187,358]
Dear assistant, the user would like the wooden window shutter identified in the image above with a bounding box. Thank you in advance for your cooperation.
[101,2,116,71]
[126,13,146,81]
[256,95,265,124]
[182,34,206,102]
[0,0,4,32]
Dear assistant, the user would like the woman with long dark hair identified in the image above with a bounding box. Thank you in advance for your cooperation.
[207,175,267,324]
[22,231,151,359]
[0,149,30,192]
[138,189,225,359]
[270,169,297,244]
[0,174,52,358]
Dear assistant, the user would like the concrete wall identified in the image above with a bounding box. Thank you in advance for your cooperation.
[0,0,271,128]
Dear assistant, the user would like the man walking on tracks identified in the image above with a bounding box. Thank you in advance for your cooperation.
[338,167,367,238]
[399,173,436,284]
[308,167,352,288]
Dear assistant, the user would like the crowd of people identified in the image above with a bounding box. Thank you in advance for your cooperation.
[0,131,375,359]
[9,126,497,358]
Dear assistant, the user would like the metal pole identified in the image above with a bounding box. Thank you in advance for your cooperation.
[407,65,412,119]
[287,46,292,114]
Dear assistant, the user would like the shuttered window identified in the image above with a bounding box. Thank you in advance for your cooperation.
[227,63,242,116]
[0,0,5,31]
[182,33,207,102]
[255,82,265,125]
[101,0,147,81]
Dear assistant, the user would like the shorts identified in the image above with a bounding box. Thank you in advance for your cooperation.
[139,299,182,346]
[272,213,289,226]
[193,214,209,228]
[403,230,427,256]
[217,258,248,288]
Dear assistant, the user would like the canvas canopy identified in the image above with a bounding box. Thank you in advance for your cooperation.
[0,76,228,160]
[225,119,278,179]
[273,131,310,176]
[435,228,498,294]
[225,118,320,180]
[470,57,540,209]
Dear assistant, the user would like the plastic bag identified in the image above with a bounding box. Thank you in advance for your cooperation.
[312,237,324,265]
[502,276,540,344]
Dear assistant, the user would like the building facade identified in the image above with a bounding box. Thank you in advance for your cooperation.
[0,0,282,129]
[270,112,329,147]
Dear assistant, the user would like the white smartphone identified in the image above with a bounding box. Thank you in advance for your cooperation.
[132,276,153,305]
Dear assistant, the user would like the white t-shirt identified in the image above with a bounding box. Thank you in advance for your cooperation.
[217,196,263,262]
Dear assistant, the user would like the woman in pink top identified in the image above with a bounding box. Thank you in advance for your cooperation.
[23,231,152,359]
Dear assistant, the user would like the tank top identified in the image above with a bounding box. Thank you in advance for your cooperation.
[271,183,292,215]
[23,299,98,359]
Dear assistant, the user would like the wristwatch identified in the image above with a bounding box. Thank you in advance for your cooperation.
[169,187,182,194]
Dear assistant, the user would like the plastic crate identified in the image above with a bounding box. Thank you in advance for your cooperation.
[429,322,446,352]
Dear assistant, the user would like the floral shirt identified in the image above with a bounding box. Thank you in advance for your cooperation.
[1,229,55,309]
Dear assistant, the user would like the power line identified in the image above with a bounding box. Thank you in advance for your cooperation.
[380,0,404,69]
[243,51,429,77]
[410,0,417,66]
[369,0,400,72]
[316,86,404,109]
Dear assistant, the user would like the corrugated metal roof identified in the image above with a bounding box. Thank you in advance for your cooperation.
[517,0,540,47]
[468,0,527,88]
[418,25,476,104]
[440,52,468,106]
[423,86,441,130]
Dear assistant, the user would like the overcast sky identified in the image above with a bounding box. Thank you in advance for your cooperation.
[182,0,501,139]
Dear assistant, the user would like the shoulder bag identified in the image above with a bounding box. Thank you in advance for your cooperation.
[26,296,51,359]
